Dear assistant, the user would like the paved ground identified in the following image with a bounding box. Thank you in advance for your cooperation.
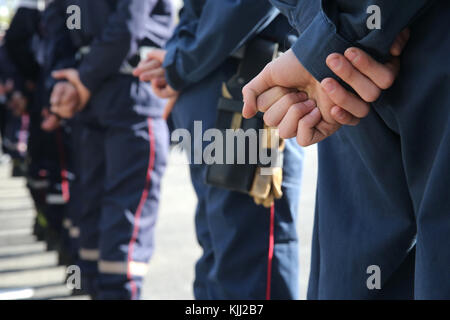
[0,145,317,300]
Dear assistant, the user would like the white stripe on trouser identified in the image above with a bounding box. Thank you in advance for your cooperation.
[79,248,100,261]
[27,178,49,189]
[63,218,72,229]
[46,194,67,205]
[69,226,80,238]
[99,261,148,277]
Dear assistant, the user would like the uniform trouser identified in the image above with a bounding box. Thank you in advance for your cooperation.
[77,76,168,300]
[27,110,66,233]
[2,110,27,160]
[307,2,450,300]
[62,119,83,262]
[171,61,303,299]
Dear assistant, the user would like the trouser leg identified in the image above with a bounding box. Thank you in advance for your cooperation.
[97,117,168,300]
[78,123,105,298]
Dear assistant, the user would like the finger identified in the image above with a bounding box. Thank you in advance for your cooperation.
[344,48,397,90]
[263,94,312,127]
[60,85,76,105]
[52,69,70,80]
[151,84,167,99]
[153,77,167,87]
[41,115,60,132]
[256,87,299,112]
[327,53,381,102]
[321,78,370,118]
[296,108,323,146]
[50,83,66,106]
[390,28,410,56]
[133,59,161,77]
[50,105,60,115]
[146,49,166,63]
[139,68,165,82]
[242,64,275,119]
[158,86,177,99]
[277,100,317,139]
[383,56,401,85]
[331,106,361,126]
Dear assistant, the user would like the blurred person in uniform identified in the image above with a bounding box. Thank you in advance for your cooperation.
[134,0,306,300]
[49,0,174,299]
[4,0,77,263]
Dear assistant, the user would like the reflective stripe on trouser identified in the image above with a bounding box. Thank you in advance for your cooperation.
[171,63,303,299]
[77,86,168,299]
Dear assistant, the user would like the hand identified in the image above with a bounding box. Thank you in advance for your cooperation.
[151,77,179,99]
[243,29,409,146]
[0,79,14,96]
[133,48,166,82]
[41,108,61,132]
[8,91,27,116]
[52,68,91,117]
[50,81,80,119]
[133,49,179,99]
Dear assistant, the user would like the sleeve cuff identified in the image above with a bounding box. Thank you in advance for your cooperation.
[291,10,352,83]
[163,47,189,92]
[78,65,101,96]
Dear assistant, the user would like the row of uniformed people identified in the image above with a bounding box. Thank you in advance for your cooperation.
[2,0,430,300]
[3,0,174,299]
[15,0,306,299]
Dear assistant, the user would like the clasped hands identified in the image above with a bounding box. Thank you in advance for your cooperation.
[49,69,91,120]
[134,29,409,145]
[242,29,410,146]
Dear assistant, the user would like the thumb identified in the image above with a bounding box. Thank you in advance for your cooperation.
[52,69,72,80]
[146,49,166,63]
[242,64,275,119]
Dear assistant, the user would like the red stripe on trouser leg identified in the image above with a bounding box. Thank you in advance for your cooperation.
[56,128,70,202]
[127,118,155,299]
[266,203,275,300]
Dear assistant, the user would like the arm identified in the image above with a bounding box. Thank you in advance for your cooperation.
[78,0,161,95]
[162,0,279,91]
[271,0,432,82]
[3,6,41,82]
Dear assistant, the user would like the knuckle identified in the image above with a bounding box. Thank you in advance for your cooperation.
[263,113,277,127]
[318,122,338,137]
[296,135,308,147]
[284,92,299,105]
[279,128,289,139]
[331,87,347,106]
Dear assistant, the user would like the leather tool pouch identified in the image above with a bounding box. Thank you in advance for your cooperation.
[205,38,284,207]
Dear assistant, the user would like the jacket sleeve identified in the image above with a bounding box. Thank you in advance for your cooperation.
[78,0,160,94]
[163,0,279,91]
[3,7,41,82]
[270,0,433,82]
